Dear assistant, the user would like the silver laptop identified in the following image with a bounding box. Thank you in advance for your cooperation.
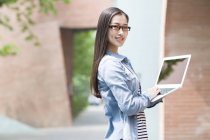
[151,54,191,102]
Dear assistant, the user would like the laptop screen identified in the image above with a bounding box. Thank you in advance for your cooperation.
[157,57,190,85]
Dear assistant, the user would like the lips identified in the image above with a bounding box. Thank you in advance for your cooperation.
[115,36,124,42]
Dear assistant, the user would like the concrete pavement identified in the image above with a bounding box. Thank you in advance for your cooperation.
[0,105,107,140]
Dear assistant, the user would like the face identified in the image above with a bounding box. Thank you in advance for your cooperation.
[107,14,129,52]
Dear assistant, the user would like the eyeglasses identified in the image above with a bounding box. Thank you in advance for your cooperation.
[109,25,131,31]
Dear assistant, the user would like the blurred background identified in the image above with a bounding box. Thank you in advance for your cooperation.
[0,0,209,140]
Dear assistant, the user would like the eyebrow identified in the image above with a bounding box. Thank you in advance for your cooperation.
[110,23,128,25]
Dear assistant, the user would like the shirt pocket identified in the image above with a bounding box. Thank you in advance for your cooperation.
[124,67,138,92]
[124,67,136,81]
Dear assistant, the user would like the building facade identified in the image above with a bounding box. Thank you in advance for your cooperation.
[0,0,209,139]
[0,0,112,127]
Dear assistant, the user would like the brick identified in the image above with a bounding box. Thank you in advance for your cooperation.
[165,0,210,139]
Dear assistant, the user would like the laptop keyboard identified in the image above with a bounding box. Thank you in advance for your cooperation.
[160,88,175,95]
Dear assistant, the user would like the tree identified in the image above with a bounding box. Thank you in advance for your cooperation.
[72,31,95,118]
[0,0,70,56]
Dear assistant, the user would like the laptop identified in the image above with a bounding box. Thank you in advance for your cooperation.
[151,54,191,102]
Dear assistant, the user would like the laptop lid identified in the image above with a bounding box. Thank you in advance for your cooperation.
[155,54,191,88]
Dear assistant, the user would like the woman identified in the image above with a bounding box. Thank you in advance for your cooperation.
[90,7,161,140]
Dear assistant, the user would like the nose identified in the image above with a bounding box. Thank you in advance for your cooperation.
[118,28,124,34]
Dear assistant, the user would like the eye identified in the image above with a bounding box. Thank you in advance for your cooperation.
[122,26,131,31]
[109,25,120,30]
[109,25,131,31]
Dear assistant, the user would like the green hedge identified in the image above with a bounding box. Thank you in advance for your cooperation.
[71,30,95,118]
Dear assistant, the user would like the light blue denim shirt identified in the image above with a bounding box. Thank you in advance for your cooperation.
[97,51,153,140]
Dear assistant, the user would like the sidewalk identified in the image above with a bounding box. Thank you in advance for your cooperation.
[0,105,107,140]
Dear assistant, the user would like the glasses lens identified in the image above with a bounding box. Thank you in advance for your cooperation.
[109,25,131,31]
[122,26,130,31]
[109,25,119,30]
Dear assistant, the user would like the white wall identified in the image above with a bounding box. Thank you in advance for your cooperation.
[113,0,167,140]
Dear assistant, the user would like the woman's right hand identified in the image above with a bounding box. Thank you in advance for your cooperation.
[146,87,160,100]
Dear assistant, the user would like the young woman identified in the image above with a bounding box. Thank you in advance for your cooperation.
[90,7,161,140]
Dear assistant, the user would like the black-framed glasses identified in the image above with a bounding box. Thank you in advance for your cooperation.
[109,25,131,31]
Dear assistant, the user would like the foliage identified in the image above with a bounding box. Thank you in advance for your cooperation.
[0,0,17,6]
[71,31,95,118]
[39,0,70,14]
[0,43,19,56]
[158,58,185,83]
[0,0,70,56]
[72,94,88,118]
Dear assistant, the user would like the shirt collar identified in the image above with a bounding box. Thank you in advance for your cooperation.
[106,50,128,63]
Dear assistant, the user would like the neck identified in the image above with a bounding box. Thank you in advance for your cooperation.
[108,45,118,53]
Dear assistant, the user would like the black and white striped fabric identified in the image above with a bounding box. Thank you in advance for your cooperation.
[122,61,149,139]
[136,112,148,140]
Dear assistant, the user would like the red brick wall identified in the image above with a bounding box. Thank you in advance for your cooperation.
[0,22,72,127]
[0,1,112,127]
[60,28,74,96]
[37,0,112,29]
[165,0,210,139]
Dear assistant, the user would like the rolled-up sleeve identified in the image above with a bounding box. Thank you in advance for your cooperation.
[99,59,150,116]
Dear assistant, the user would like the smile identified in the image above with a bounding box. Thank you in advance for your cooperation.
[115,36,124,42]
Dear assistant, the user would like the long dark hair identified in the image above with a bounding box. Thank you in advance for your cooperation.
[90,7,129,98]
